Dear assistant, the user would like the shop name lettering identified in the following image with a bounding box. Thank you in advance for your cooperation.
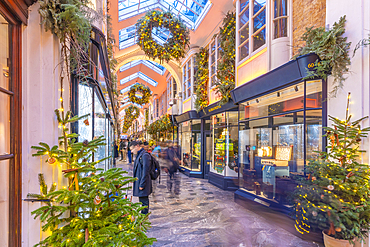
[208,105,221,113]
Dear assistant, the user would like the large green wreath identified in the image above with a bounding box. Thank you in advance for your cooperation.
[136,10,190,63]
[122,105,140,133]
[128,84,152,105]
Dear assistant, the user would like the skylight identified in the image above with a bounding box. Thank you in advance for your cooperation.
[118,0,212,30]
[120,72,158,86]
[119,60,166,75]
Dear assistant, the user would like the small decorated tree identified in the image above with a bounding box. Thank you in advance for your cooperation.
[294,93,370,243]
[28,110,155,246]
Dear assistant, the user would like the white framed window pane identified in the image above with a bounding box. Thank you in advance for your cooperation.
[253,7,266,32]
[0,14,9,90]
[240,0,250,13]
[240,6,249,28]
[253,0,266,15]
[274,18,287,39]
[78,84,93,142]
[253,28,266,51]
[0,93,10,155]
[239,41,249,61]
[274,0,287,18]
[239,24,249,45]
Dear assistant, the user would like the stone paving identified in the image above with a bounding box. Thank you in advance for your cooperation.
[116,160,323,247]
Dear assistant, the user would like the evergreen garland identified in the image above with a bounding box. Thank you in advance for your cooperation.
[28,110,155,246]
[294,15,351,97]
[147,114,173,141]
[294,93,370,242]
[215,11,236,105]
[122,105,140,133]
[144,109,149,129]
[136,10,190,63]
[128,84,152,105]
[194,47,209,112]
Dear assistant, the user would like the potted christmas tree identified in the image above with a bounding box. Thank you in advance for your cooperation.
[27,109,155,246]
[294,93,370,247]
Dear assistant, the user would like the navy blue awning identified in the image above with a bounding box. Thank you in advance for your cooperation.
[175,110,199,124]
[231,53,321,104]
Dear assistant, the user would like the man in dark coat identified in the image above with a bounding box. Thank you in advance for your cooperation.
[130,141,152,214]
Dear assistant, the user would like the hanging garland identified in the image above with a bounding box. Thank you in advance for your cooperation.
[144,109,149,129]
[128,84,152,105]
[194,47,209,112]
[136,10,190,63]
[215,11,236,105]
[147,114,174,139]
[122,105,140,133]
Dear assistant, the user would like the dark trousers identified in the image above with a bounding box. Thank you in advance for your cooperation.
[139,196,149,214]
[128,150,132,163]
[120,151,123,160]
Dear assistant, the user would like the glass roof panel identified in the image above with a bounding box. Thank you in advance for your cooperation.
[120,72,158,86]
[118,0,210,30]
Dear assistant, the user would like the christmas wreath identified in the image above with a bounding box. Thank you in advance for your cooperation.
[136,10,190,63]
[122,105,140,133]
[128,84,152,105]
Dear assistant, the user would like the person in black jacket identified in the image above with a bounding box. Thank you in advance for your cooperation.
[130,141,152,214]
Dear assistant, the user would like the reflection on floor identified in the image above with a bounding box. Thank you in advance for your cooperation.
[116,160,322,247]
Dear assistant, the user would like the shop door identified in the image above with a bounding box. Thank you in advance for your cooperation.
[204,131,212,178]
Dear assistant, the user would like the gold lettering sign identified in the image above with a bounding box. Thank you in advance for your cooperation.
[307,62,322,69]
[208,105,221,113]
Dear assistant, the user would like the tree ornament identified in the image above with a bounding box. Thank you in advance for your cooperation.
[83,140,89,146]
[312,176,316,181]
[327,185,334,191]
[312,211,318,217]
[335,227,342,232]
[48,157,56,164]
[100,177,105,182]
[321,194,324,199]
[356,138,361,142]
[83,119,89,126]
[94,195,101,205]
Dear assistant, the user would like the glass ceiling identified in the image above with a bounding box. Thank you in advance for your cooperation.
[119,60,166,75]
[118,0,211,30]
[120,72,158,86]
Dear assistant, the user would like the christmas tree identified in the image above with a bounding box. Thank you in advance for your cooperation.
[294,93,370,242]
[28,109,155,246]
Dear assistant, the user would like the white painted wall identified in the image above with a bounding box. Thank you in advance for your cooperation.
[326,0,370,166]
[21,3,69,246]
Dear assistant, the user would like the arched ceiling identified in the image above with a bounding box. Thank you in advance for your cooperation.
[109,0,235,118]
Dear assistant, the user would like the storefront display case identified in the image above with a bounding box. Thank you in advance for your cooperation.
[234,78,325,212]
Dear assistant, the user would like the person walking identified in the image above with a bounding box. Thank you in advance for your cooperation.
[127,138,132,164]
[130,141,152,215]
[119,139,125,161]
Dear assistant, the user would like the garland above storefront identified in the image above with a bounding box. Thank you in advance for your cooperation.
[194,47,209,112]
[147,114,174,140]
[128,84,152,105]
[215,11,236,105]
[136,10,190,63]
[122,105,140,133]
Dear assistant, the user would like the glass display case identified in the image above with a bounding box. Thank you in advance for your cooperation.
[238,80,323,205]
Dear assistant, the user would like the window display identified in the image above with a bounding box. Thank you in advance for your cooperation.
[78,84,93,142]
[211,112,239,177]
[179,120,201,171]
[94,91,108,169]
[238,80,323,205]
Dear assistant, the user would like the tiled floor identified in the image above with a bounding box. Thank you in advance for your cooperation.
[116,160,322,247]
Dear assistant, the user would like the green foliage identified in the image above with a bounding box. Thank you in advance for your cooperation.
[147,114,173,141]
[194,47,209,112]
[215,11,236,105]
[128,84,152,105]
[294,94,370,242]
[136,10,190,63]
[28,110,155,246]
[293,16,351,97]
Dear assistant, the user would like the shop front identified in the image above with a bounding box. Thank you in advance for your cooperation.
[175,111,203,178]
[199,100,239,190]
[231,53,326,213]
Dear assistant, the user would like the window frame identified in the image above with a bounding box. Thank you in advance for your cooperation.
[272,0,288,39]
[0,4,22,246]
[182,59,192,99]
[209,37,220,88]
[238,0,267,63]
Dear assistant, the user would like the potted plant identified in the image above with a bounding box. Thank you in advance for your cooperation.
[293,93,370,246]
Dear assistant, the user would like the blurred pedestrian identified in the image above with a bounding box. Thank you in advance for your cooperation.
[130,141,152,215]
[127,138,132,164]
[119,139,125,161]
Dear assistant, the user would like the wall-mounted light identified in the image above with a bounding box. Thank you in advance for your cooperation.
[277,92,280,97]
[246,102,250,106]
[256,99,259,103]
[294,86,299,92]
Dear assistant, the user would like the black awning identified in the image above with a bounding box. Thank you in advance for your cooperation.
[231,53,320,104]
[175,110,199,124]
[198,99,238,118]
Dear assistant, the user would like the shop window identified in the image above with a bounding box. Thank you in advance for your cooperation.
[94,90,108,170]
[238,0,266,61]
[238,80,324,205]
[273,0,288,39]
[78,84,93,142]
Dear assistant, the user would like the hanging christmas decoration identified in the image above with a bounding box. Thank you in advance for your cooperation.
[215,11,236,105]
[83,118,89,126]
[48,157,56,164]
[128,84,152,105]
[136,10,190,63]
[194,47,209,111]
[122,105,140,133]
[94,195,101,205]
